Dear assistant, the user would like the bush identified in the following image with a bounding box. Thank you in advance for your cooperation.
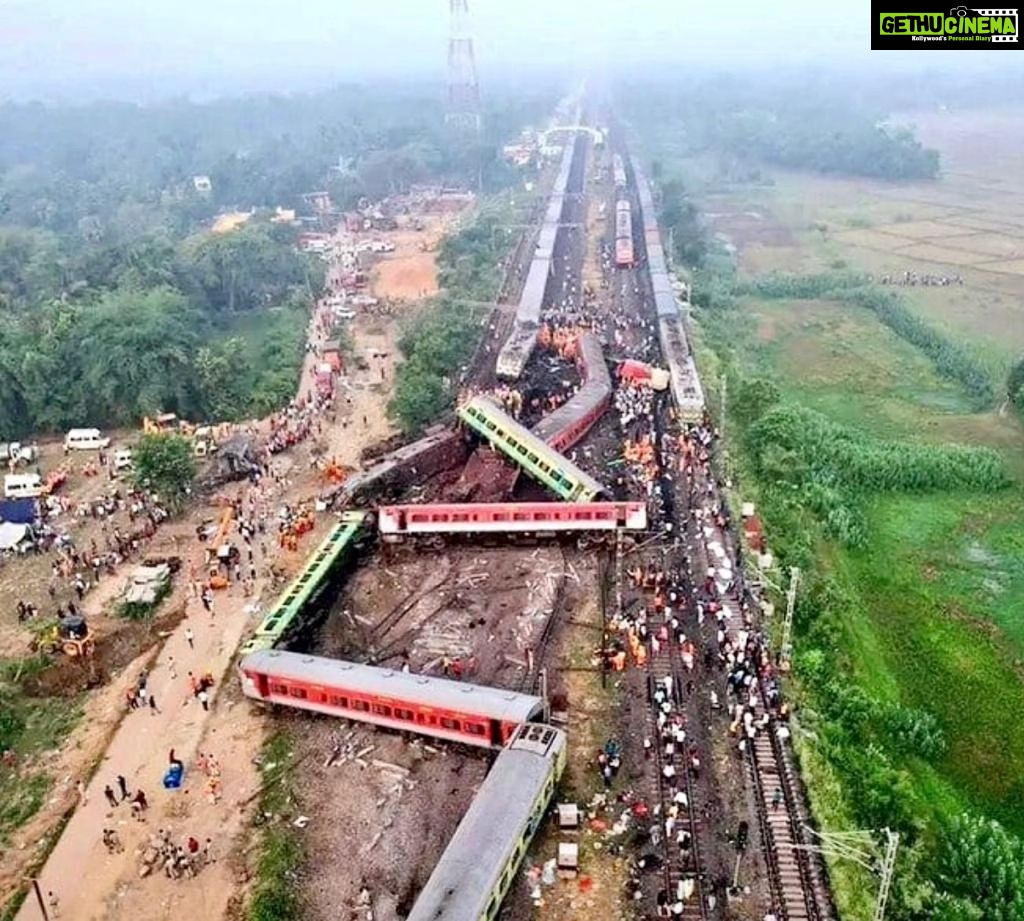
[748,404,1007,496]
[133,433,196,513]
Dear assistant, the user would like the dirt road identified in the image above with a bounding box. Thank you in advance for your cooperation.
[13,309,402,921]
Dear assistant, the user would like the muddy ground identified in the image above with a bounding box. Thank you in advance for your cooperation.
[287,543,590,921]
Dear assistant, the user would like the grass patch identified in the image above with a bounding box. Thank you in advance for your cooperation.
[0,659,84,850]
[248,731,304,921]
[748,296,980,438]
[844,492,1024,832]
[0,772,51,847]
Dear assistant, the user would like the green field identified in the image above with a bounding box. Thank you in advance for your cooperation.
[710,288,1024,825]
[662,107,1024,917]
[851,492,1024,831]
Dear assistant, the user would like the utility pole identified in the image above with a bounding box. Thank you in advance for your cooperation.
[796,826,900,921]
[719,372,727,440]
[30,879,49,920]
[874,829,900,921]
[779,566,800,670]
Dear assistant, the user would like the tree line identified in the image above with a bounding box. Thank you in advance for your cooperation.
[0,84,554,442]
[0,218,321,437]
[622,74,940,181]
[0,86,551,245]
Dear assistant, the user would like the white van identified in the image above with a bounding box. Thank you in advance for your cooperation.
[4,473,44,499]
[64,428,111,451]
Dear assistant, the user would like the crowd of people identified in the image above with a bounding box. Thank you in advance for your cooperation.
[139,826,217,880]
[267,393,330,456]
[878,270,964,286]
[555,225,799,916]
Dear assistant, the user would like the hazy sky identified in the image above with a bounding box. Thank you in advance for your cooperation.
[0,0,1012,102]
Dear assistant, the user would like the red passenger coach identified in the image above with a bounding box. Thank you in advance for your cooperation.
[239,649,544,750]
[377,501,648,539]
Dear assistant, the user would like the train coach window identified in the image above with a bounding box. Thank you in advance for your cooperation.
[371,703,392,717]
[394,707,414,721]
[440,717,462,731]
[330,696,349,708]
[289,687,307,699]
[465,723,486,736]
[351,699,370,712]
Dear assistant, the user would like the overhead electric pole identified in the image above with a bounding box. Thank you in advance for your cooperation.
[797,826,899,921]
[779,566,800,670]
[446,0,481,135]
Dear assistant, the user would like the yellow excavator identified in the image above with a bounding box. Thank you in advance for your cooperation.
[142,413,195,437]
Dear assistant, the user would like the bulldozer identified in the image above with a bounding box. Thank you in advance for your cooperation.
[143,413,195,437]
[36,615,95,658]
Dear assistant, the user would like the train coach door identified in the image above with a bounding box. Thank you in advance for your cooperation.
[491,719,505,747]
[251,671,270,697]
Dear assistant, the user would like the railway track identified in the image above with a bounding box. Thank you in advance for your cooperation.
[686,462,835,921]
[519,546,569,694]
[608,173,714,916]
[642,594,708,920]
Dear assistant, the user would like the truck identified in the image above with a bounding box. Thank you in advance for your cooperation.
[142,414,193,437]
[315,362,335,399]
[322,340,345,374]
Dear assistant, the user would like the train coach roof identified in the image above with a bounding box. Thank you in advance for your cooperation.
[241,649,545,724]
[532,334,611,444]
[407,728,567,921]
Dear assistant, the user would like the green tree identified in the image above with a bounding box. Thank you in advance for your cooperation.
[133,433,196,512]
[75,286,204,424]
[1008,356,1024,415]
[388,359,447,433]
[731,376,781,425]
[933,815,1024,921]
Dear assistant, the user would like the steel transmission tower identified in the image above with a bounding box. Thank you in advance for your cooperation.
[446,0,481,134]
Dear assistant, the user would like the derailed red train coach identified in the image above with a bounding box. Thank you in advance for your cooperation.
[378,500,648,538]
[239,649,545,750]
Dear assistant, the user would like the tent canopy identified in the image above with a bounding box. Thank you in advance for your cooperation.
[0,522,30,551]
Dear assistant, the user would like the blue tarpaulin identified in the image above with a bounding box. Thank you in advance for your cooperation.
[163,763,184,789]
[0,498,38,524]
